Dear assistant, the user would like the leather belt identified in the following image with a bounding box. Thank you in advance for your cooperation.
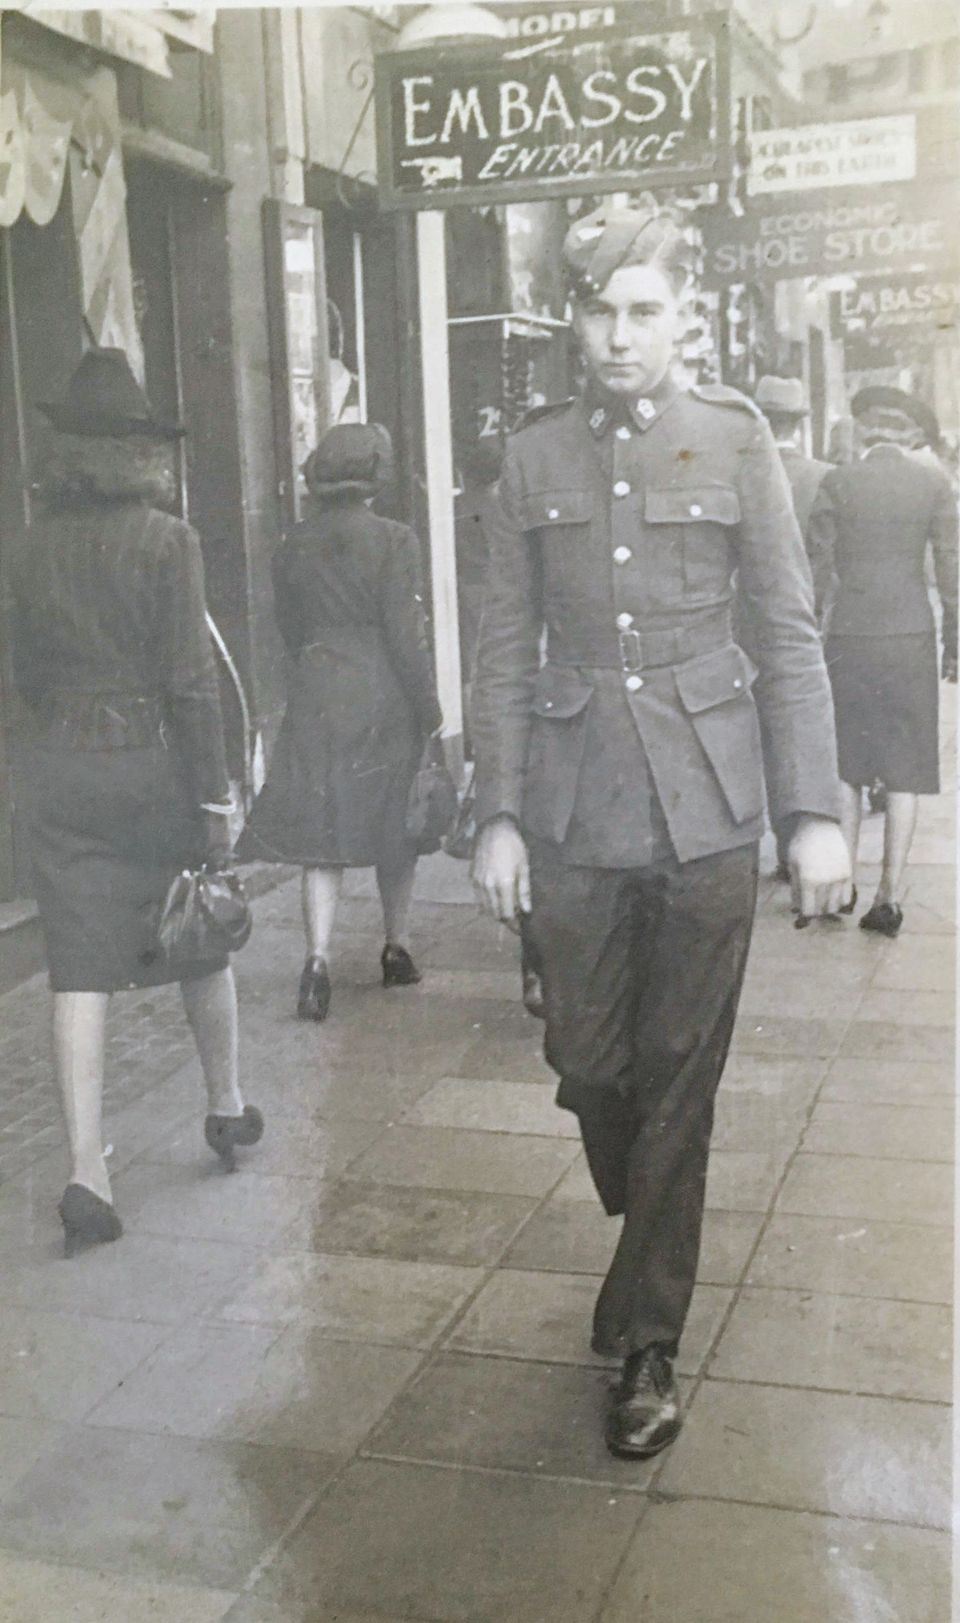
[547,610,734,672]
[37,693,166,751]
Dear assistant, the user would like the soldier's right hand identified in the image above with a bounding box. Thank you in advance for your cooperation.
[472,816,532,934]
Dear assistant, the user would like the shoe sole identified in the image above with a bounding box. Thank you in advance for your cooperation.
[605,1421,682,1460]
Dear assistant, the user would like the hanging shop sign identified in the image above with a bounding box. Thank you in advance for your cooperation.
[831,272,960,342]
[700,180,959,289]
[374,17,731,210]
[748,114,916,197]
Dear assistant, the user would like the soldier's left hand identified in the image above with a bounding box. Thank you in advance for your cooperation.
[787,817,852,922]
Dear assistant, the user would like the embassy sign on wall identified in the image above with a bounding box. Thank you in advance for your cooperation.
[374,19,731,209]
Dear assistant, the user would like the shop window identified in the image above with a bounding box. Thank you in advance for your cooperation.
[263,201,331,528]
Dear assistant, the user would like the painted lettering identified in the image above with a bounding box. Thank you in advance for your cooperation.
[624,65,668,125]
[580,70,621,129]
[402,76,436,148]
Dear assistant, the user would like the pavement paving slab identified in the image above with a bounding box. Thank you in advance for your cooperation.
[0,746,952,1618]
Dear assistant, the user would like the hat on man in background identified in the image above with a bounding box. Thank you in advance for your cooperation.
[38,347,184,439]
[851,385,939,449]
[754,376,809,420]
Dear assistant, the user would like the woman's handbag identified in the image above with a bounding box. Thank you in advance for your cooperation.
[405,736,459,855]
[156,863,253,972]
[443,761,477,860]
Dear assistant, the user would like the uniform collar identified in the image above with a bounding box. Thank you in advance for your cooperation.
[581,371,681,438]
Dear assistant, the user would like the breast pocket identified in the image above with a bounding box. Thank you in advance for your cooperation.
[520,489,598,617]
[673,643,763,825]
[645,486,740,603]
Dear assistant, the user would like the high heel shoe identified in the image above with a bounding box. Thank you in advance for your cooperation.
[381,944,422,987]
[297,956,331,1021]
[58,1183,123,1258]
[204,1105,264,1173]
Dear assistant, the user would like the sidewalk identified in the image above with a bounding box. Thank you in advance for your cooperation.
[0,704,953,1623]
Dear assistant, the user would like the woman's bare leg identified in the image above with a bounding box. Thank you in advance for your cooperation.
[876,792,919,907]
[181,965,243,1116]
[53,991,111,1200]
[377,853,418,948]
[302,866,342,960]
[838,779,863,876]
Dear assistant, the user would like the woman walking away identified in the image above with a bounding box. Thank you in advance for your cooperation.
[808,387,958,938]
[237,424,443,1020]
[10,349,263,1256]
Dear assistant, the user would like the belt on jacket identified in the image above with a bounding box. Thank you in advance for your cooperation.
[37,693,166,751]
[546,610,734,673]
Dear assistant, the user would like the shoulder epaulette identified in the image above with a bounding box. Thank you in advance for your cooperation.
[689,383,762,418]
[512,398,576,433]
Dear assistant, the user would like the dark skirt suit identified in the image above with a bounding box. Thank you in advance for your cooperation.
[10,502,232,993]
[236,500,442,869]
[808,446,958,793]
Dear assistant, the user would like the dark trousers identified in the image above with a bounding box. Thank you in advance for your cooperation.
[527,841,759,1359]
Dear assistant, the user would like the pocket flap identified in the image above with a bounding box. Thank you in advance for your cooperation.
[645,486,741,526]
[521,490,593,529]
[531,664,594,719]
[674,644,757,714]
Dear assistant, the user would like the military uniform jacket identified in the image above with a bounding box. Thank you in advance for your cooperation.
[471,376,842,865]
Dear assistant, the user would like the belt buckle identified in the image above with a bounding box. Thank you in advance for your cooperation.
[618,628,643,673]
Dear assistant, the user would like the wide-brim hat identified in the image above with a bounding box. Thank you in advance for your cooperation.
[38,347,184,439]
[302,422,394,498]
[755,375,808,418]
[851,385,939,447]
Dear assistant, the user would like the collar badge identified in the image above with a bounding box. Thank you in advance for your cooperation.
[636,398,657,420]
[589,407,608,433]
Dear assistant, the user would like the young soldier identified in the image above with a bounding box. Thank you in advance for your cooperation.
[471,208,850,1460]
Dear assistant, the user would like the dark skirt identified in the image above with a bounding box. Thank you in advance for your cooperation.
[236,641,421,869]
[26,744,226,993]
[825,632,940,793]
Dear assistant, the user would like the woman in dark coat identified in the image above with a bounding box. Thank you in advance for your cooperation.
[808,387,958,937]
[10,349,263,1254]
[237,423,443,1020]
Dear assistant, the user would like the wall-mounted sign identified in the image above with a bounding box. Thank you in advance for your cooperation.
[748,114,916,197]
[375,17,731,210]
[700,180,958,289]
[831,272,960,341]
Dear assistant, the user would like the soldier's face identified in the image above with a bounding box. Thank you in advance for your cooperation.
[573,264,685,397]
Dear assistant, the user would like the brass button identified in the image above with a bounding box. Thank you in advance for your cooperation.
[616,612,634,630]
[689,502,703,517]
[547,507,559,519]
[544,700,554,708]
[733,678,743,690]
[625,674,644,692]
[613,480,631,497]
[613,546,632,565]
[615,425,631,440]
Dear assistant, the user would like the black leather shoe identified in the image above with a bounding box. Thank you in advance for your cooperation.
[297,956,331,1021]
[58,1183,122,1258]
[774,861,791,884]
[606,1345,682,1460]
[204,1105,264,1173]
[859,901,903,938]
[381,944,422,987]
